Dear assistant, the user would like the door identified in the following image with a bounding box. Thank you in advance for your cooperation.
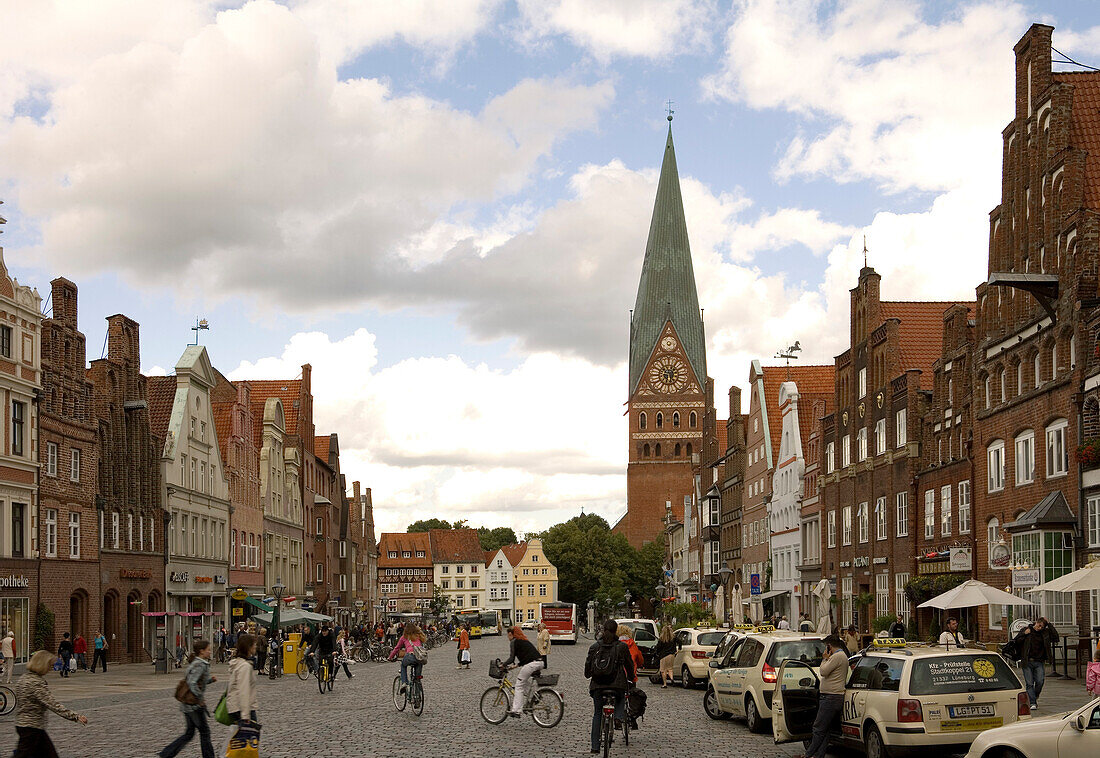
[710,638,744,711]
[773,660,820,743]
[1057,701,1100,757]
[673,629,692,671]
[633,627,660,673]
[727,638,764,715]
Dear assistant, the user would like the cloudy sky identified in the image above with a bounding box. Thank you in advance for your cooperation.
[1,1,1097,536]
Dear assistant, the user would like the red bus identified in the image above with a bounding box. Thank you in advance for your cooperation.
[539,602,578,644]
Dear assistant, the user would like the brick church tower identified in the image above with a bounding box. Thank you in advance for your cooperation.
[615,120,708,548]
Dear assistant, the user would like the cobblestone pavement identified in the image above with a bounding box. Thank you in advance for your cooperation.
[0,638,1095,758]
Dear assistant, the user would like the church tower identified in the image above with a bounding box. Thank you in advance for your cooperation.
[616,120,708,548]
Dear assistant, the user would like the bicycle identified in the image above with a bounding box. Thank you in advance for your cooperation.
[315,653,335,694]
[296,653,313,681]
[0,684,16,716]
[392,666,424,716]
[596,690,627,757]
[479,660,564,728]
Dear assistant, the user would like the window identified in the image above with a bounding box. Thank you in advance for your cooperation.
[857,502,869,543]
[456,579,464,589]
[1046,419,1068,477]
[827,511,836,547]
[44,509,57,558]
[690,411,697,428]
[958,481,971,534]
[841,576,853,629]
[199,462,205,492]
[1015,431,1035,485]
[875,419,886,455]
[457,564,465,572]
[1000,368,1006,402]
[528,585,536,596]
[230,530,237,567]
[387,551,397,559]
[842,506,852,545]
[111,512,119,549]
[875,573,890,616]
[875,497,887,540]
[1052,343,1059,378]
[69,513,80,559]
[46,443,57,477]
[895,492,908,537]
[10,504,23,557]
[984,375,991,409]
[403,582,413,594]
[924,490,935,539]
[858,367,867,398]
[539,584,547,596]
[419,583,428,593]
[895,409,907,447]
[200,421,206,442]
[339,574,347,591]
[672,412,680,428]
[415,550,425,558]
[441,580,450,590]
[190,458,195,489]
[857,428,867,461]
[940,485,952,536]
[895,573,910,621]
[0,326,10,358]
[825,442,834,473]
[10,401,24,456]
[656,412,663,429]
[316,563,324,582]
[127,512,133,551]
[988,440,1005,491]
[70,449,80,482]
[639,412,646,430]
[841,435,850,467]
[339,540,346,558]
[1034,352,1041,386]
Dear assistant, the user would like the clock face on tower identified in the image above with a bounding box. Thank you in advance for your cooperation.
[649,356,688,393]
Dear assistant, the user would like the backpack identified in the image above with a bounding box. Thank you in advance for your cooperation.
[1000,638,1020,662]
[589,642,618,680]
[626,687,647,719]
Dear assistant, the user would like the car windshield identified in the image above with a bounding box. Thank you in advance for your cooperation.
[766,640,826,667]
[908,655,1021,695]
[620,622,653,635]
[697,632,725,646]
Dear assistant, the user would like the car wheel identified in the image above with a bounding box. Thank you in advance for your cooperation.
[680,666,696,689]
[865,724,890,758]
[649,674,662,685]
[703,687,729,720]
[745,696,764,733]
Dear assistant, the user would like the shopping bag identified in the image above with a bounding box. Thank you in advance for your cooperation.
[53,660,63,672]
[460,649,471,664]
[68,658,77,672]
[225,720,260,758]
[214,691,232,726]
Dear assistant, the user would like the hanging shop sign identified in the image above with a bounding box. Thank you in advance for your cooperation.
[1012,568,1040,588]
[949,547,973,572]
[214,575,227,585]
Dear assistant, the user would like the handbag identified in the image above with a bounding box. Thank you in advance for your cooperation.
[225,720,260,758]
[214,691,232,726]
[174,678,200,705]
[412,644,428,664]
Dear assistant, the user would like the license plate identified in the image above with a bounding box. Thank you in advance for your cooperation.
[940,717,1003,733]
[948,704,996,718]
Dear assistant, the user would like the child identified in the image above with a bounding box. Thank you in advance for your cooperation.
[1087,647,1100,697]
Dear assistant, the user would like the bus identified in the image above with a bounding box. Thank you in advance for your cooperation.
[455,608,483,638]
[480,609,502,636]
[539,602,578,644]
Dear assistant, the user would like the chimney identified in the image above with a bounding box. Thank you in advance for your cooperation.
[50,278,78,326]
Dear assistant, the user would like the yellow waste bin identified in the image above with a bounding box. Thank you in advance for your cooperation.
[283,632,301,675]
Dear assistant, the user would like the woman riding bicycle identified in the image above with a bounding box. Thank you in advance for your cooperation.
[500,626,543,719]
[585,619,634,754]
[388,623,426,695]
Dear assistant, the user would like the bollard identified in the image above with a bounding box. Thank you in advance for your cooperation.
[1061,635,1074,681]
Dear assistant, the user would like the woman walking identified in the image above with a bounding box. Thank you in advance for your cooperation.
[536,623,551,671]
[335,630,354,679]
[12,650,88,758]
[654,625,679,688]
[226,634,258,725]
[456,624,470,670]
[159,640,216,758]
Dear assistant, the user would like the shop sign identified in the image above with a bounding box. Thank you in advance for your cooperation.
[949,547,973,572]
[169,571,189,583]
[0,575,30,590]
[120,569,151,580]
[214,575,227,584]
[990,542,1011,569]
[354,600,365,608]
[194,576,213,584]
[873,557,888,565]
[231,589,249,601]
[853,557,870,568]
[1012,568,1040,588]
[232,607,244,616]
[839,561,851,568]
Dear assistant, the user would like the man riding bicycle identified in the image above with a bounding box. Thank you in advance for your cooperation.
[310,625,337,681]
[585,619,634,754]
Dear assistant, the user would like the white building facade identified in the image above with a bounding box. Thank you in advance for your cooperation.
[769,382,804,622]
[485,548,515,627]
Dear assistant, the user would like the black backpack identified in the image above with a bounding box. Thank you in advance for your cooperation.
[590,642,618,680]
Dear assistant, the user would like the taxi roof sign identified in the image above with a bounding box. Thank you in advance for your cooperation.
[732,623,755,630]
[753,624,776,633]
[870,637,907,648]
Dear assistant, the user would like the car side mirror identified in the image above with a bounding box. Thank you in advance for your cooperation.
[1074,714,1087,732]
[709,660,721,669]
[799,677,813,688]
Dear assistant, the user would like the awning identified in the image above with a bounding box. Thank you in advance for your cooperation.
[749,589,790,601]
[243,597,272,613]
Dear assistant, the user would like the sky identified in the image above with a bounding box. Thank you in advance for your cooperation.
[1,0,1099,537]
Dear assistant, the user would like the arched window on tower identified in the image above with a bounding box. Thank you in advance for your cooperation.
[689,411,697,428]
[639,412,647,430]
[674,443,681,457]
[672,412,680,428]
[655,443,662,457]
[656,412,664,429]
[686,443,693,458]
[643,443,651,457]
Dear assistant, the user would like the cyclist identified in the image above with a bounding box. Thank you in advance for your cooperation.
[313,625,337,683]
[500,626,543,719]
[388,623,426,695]
[616,624,645,730]
[585,619,634,754]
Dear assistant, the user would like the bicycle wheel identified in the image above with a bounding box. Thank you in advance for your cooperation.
[326,667,334,692]
[355,647,370,664]
[530,687,564,728]
[0,688,9,717]
[479,686,509,724]
[621,710,630,746]
[296,659,309,681]
[601,709,613,758]
[411,681,424,716]
[317,662,327,694]
[392,676,407,711]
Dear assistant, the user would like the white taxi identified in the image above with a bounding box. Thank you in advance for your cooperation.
[964,696,1100,758]
[705,626,827,733]
[671,626,726,688]
[773,639,1030,758]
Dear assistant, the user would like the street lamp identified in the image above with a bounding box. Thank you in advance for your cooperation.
[270,577,286,679]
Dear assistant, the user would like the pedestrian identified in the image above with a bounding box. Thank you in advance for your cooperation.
[213,627,225,663]
[90,631,108,673]
[0,630,13,683]
[501,626,543,718]
[802,635,847,758]
[254,630,267,673]
[335,630,354,679]
[159,639,216,758]
[536,622,551,671]
[56,634,73,678]
[843,625,860,653]
[12,649,88,758]
[456,624,470,670]
[778,616,791,630]
[653,625,679,688]
[798,614,815,633]
[937,617,967,650]
[888,613,906,639]
[1086,646,1100,698]
[225,634,258,732]
[72,634,87,671]
[585,618,634,754]
[1013,617,1051,710]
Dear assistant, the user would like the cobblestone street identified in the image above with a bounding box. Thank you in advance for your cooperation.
[0,637,807,758]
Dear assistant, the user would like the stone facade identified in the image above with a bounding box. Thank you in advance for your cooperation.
[511,539,557,624]
[377,532,433,613]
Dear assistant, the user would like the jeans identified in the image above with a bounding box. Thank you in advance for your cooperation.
[14,727,58,758]
[590,690,625,751]
[1022,660,1045,706]
[76,653,86,670]
[511,660,545,713]
[59,653,71,677]
[400,653,422,685]
[160,709,215,758]
[807,693,844,758]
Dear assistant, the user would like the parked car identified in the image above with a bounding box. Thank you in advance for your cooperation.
[613,618,661,681]
[671,627,726,688]
[964,696,1099,758]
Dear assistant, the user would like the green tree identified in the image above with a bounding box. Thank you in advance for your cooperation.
[626,535,666,603]
[428,584,451,616]
[407,518,452,533]
[541,513,634,612]
[477,526,518,552]
[33,603,55,652]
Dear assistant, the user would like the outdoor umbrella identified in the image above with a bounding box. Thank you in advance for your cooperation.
[731,583,744,623]
[812,579,832,635]
[254,607,334,629]
[917,579,1035,609]
[1026,560,1100,594]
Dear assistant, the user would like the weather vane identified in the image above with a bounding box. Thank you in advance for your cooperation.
[775,341,802,380]
[190,318,210,345]
[666,99,674,122]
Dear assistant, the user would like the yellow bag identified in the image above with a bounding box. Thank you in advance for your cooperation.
[225,721,260,758]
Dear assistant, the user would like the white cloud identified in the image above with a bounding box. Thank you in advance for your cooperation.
[514,0,717,61]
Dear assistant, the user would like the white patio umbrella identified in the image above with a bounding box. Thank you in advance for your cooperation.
[1026,561,1100,594]
[918,579,1035,609]
[730,583,744,623]
[813,579,832,635]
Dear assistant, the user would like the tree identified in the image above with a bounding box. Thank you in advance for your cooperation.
[407,518,452,533]
[428,584,451,617]
[33,603,55,652]
[541,513,633,612]
[477,526,518,552]
[626,535,666,603]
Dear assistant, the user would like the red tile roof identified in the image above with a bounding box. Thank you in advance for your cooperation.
[210,401,234,465]
[761,365,835,463]
[484,550,496,567]
[245,380,303,436]
[1054,71,1100,211]
[500,542,528,567]
[716,422,728,455]
[315,436,331,465]
[146,375,178,440]
[377,532,433,567]
[429,528,485,563]
[880,301,972,381]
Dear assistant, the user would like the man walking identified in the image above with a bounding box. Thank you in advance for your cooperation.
[90,631,108,673]
[938,617,966,650]
[57,633,74,678]
[1014,617,1051,710]
[804,635,848,758]
[888,613,906,639]
[0,631,13,683]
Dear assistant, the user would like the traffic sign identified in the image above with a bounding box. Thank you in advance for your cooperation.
[749,574,761,596]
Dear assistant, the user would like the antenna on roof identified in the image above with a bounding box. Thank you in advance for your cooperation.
[863,235,868,268]
[774,341,802,381]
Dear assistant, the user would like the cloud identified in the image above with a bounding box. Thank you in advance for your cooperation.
[514,0,718,61]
